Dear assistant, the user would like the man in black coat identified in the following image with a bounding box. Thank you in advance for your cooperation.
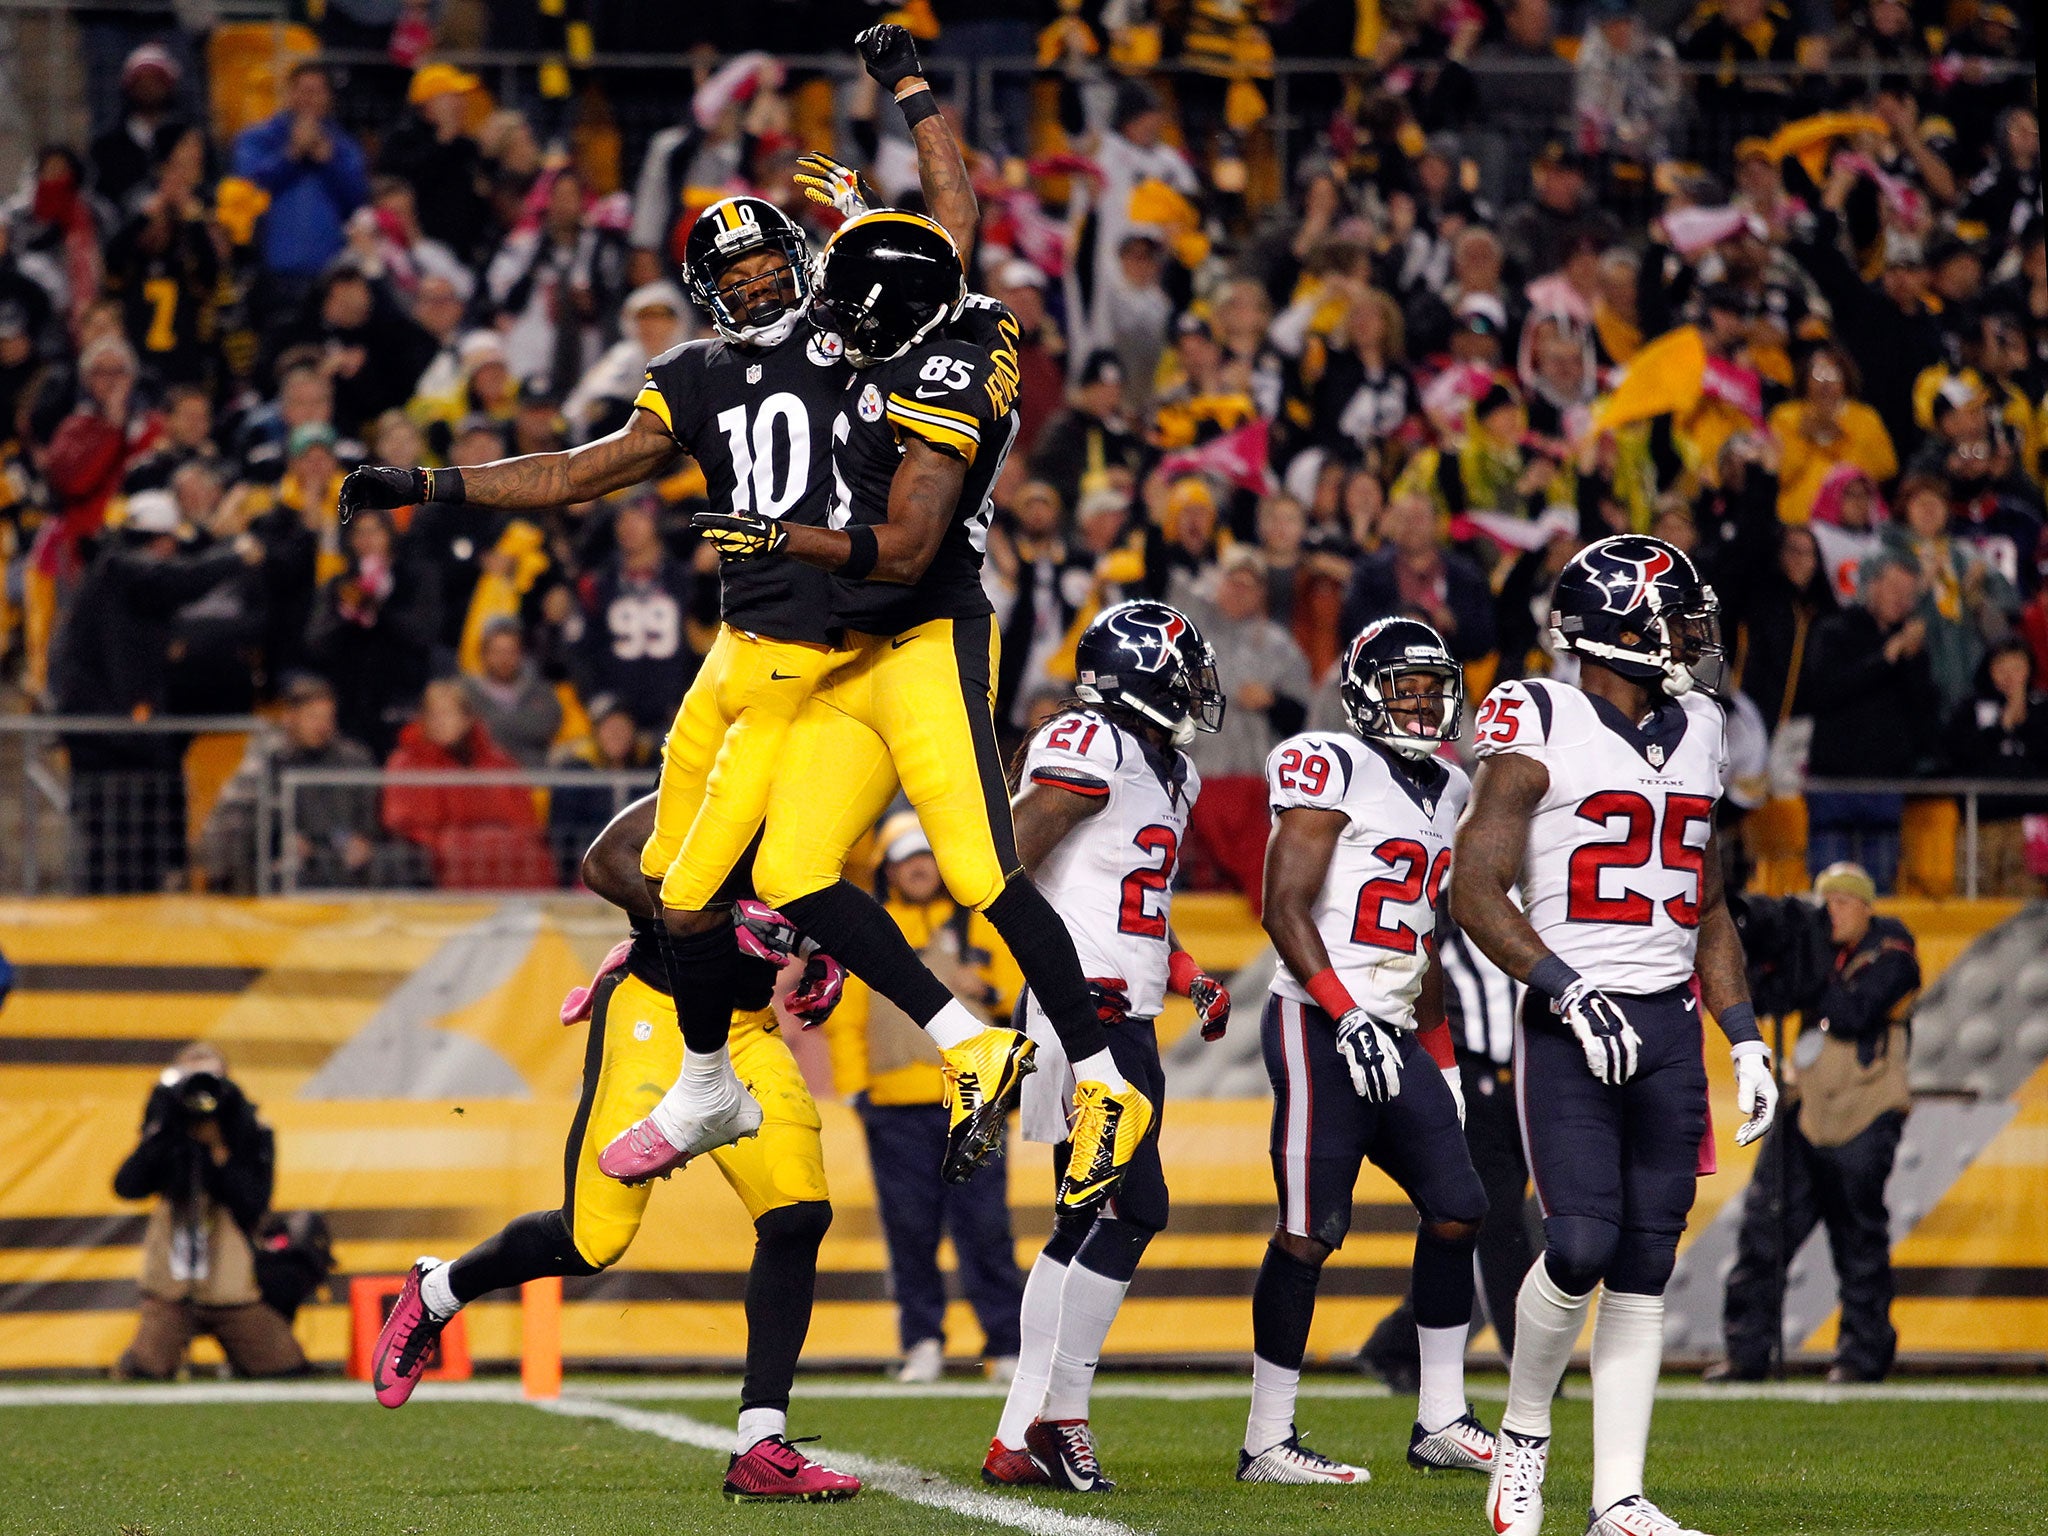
[375,66,491,266]
[1338,492,1497,660]
[1800,551,1941,893]
[54,491,263,890]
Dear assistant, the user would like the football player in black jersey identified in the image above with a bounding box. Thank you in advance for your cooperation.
[667,35,1156,1212]
[335,29,986,1186]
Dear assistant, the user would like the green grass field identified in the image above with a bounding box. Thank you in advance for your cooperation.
[2,1376,2040,1536]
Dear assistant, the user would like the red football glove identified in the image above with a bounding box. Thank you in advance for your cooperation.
[1170,949,1231,1041]
[1088,977,1132,1028]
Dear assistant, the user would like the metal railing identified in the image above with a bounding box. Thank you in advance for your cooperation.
[1800,777,2048,901]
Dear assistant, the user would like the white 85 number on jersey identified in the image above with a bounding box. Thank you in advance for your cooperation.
[918,355,973,391]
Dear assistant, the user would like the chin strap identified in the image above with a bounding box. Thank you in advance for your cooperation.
[727,308,806,348]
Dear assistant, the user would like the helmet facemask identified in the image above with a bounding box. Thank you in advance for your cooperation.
[1075,632,1226,747]
[813,281,955,368]
[1345,660,1466,759]
[684,200,814,348]
[708,252,810,347]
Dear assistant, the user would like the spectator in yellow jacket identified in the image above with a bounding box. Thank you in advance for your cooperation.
[1769,344,1897,522]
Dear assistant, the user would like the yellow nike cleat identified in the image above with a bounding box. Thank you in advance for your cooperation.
[939,1026,1038,1184]
[1057,1079,1154,1211]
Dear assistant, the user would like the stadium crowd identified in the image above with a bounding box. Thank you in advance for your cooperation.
[0,0,2040,895]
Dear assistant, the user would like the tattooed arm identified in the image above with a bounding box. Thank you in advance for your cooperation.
[776,437,964,583]
[457,409,680,508]
[1448,753,1552,982]
[1011,780,1104,876]
[906,90,978,259]
[1695,826,1754,1028]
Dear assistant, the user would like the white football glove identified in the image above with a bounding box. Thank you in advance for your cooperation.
[1441,1065,1466,1128]
[1556,978,1641,1085]
[1732,1041,1778,1146]
[1334,1009,1403,1103]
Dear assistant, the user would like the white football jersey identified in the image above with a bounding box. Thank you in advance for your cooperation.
[1021,708,1202,1020]
[1266,731,1470,1031]
[1472,677,1728,994]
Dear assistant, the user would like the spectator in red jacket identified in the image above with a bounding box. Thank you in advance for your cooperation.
[381,678,553,889]
[38,334,162,582]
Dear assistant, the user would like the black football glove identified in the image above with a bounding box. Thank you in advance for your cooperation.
[691,507,788,561]
[337,464,423,523]
[856,22,923,93]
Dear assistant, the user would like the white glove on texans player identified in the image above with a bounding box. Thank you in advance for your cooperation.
[1555,977,1641,1085]
[1731,1040,1777,1146]
[1334,1009,1402,1103]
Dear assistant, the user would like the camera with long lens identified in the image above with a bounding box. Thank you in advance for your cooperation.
[159,1066,227,1125]
[1730,893,1835,1019]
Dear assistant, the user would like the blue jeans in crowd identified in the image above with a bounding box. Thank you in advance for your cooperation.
[1805,792,1903,894]
[857,1098,1024,1359]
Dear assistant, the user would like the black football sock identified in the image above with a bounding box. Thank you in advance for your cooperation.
[740,1201,833,1414]
[1412,1223,1480,1330]
[658,922,741,1053]
[446,1210,598,1305]
[781,880,954,1024]
[981,877,1109,1062]
[1250,1240,1322,1373]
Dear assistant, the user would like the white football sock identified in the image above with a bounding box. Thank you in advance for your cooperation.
[1501,1259,1593,1439]
[418,1260,459,1321]
[1590,1289,1664,1515]
[1243,1354,1301,1457]
[1070,1048,1129,1093]
[922,999,984,1051]
[995,1251,1066,1449]
[736,1406,786,1454]
[1416,1323,1470,1433]
[649,1047,735,1144]
[1040,1260,1129,1421]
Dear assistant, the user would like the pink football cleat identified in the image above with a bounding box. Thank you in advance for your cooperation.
[370,1259,446,1408]
[597,1087,762,1185]
[981,1438,1051,1486]
[723,1436,862,1502]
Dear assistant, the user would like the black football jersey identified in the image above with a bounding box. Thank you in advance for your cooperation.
[827,298,1023,637]
[635,325,854,645]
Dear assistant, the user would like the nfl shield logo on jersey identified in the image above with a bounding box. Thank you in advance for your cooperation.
[807,331,844,366]
[747,363,763,384]
[858,383,883,422]
[1647,743,1665,768]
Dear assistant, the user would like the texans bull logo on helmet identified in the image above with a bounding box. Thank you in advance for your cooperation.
[1098,606,1189,675]
[1600,546,1676,615]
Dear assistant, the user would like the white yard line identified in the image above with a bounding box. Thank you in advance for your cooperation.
[537,1396,1146,1536]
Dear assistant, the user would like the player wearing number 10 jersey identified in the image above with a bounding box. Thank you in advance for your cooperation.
[1453,535,1777,1536]
[1239,618,1496,1488]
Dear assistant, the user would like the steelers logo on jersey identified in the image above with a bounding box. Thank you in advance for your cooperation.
[858,383,883,422]
[807,331,845,367]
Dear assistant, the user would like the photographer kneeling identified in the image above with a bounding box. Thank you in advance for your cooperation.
[112,1044,307,1379]
[1712,864,1920,1383]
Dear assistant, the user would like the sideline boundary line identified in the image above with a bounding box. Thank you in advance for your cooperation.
[3,1377,2047,1409]
[537,1396,1144,1536]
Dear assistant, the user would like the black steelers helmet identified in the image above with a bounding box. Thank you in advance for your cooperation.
[1549,533,1725,697]
[812,210,965,367]
[1341,617,1465,760]
[1074,600,1225,747]
[682,195,813,347]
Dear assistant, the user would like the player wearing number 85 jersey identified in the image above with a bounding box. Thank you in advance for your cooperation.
[1452,535,1774,1536]
[1239,618,1496,1489]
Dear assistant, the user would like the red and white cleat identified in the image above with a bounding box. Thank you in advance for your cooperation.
[981,1438,1051,1486]
[597,1088,761,1185]
[722,1436,862,1502]
[369,1258,446,1409]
